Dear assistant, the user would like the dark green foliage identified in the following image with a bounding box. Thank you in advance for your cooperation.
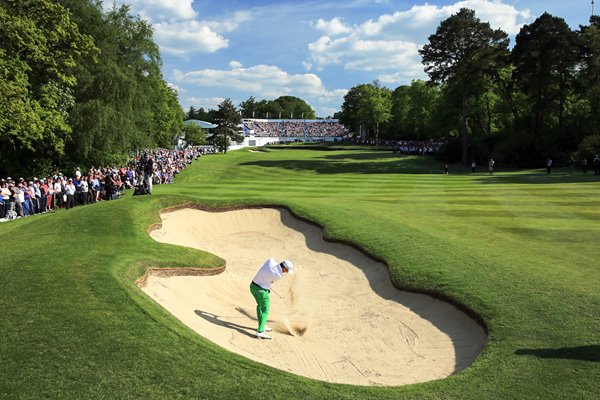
[512,13,580,161]
[186,106,215,122]
[60,1,184,167]
[420,8,509,165]
[339,82,391,142]
[182,123,206,146]
[213,98,243,153]
[387,80,443,140]
[0,0,96,176]
[577,135,600,159]
[0,0,184,176]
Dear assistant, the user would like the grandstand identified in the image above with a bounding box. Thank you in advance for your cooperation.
[240,119,349,147]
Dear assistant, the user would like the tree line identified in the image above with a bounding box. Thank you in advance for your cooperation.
[0,0,184,178]
[186,96,317,122]
[339,10,600,167]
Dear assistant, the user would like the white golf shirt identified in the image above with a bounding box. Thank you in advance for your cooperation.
[252,258,283,290]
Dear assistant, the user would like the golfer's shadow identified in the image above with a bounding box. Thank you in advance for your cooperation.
[194,309,256,338]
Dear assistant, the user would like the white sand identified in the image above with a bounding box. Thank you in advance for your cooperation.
[142,207,485,386]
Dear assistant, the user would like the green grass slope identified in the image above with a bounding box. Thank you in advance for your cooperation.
[0,148,598,399]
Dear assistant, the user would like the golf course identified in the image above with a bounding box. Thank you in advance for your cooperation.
[1,147,598,399]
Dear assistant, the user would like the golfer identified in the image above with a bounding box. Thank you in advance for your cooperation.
[250,258,294,339]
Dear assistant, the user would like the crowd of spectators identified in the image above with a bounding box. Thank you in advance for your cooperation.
[352,137,445,155]
[392,139,445,155]
[243,119,349,138]
[0,146,208,222]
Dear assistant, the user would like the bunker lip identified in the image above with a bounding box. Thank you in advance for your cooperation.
[140,205,487,386]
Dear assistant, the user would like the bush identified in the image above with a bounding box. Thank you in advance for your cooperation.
[577,135,600,160]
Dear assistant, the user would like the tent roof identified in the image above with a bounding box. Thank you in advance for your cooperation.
[184,119,217,129]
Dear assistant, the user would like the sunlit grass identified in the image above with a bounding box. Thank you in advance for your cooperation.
[0,147,598,399]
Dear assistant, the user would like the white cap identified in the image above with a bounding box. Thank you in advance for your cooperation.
[282,260,294,274]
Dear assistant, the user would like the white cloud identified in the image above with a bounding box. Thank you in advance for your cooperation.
[229,60,244,69]
[204,11,252,33]
[312,17,352,35]
[355,0,530,38]
[153,21,229,55]
[309,36,421,72]
[173,65,347,117]
[106,0,196,22]
[166,82,185,93]
[106,3,251,57]
[174,65,331,98]
[307,0,531,84]
[183,96,226,111]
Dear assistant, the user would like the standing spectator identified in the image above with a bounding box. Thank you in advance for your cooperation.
[73,175,81,205]
[92,174,101,202]
[488,158,495,175]
[546,158,553,174]
[16,182,25,216]
[64,179,76,209]
[594,154,600,176]
[79,175,89,205]
[22,181,32,216]
[104,171,114,200]
[34,179,42,213]
[145,156,154,194]
[582,157,588,174]
[40,179,48,212]
[54,177,64,209]
[45,178,53,211]
[568,157,575,174]
[27,181,37,214]
[86,174,94,204]
[9,181,22,217]
[471,161,476,173]
[1,179,10,218]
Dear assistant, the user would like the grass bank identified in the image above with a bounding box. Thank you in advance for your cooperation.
[0,148,598,399]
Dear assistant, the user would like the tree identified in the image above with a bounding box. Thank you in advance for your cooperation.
[273,96,316,119]
[420,8,509,164]
[59,0,183,166]
[339,84,375,137]
[254,99,281,119]
[512,12,580,158]
[577,16,600,136]
[0,0,96,176]
[213,99,243,153]
[239,96,257,118]
[182,123,206,146]
[358,84,392,144]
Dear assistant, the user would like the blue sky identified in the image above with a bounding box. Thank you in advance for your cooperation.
[107,1,594,118]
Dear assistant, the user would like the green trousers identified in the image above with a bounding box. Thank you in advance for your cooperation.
[250,282,270,332]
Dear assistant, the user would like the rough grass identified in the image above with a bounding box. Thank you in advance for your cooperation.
[0,148,598,399]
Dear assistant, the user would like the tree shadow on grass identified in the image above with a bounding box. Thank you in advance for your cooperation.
[240,154,447,175]
[474,172,600,185]
[194,309,256,338]
[515,345,600,362]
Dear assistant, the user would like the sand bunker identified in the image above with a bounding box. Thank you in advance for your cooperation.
[142,207,485,386]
